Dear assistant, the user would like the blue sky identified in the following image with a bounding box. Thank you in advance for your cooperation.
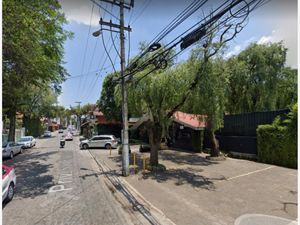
[58,0,297,108]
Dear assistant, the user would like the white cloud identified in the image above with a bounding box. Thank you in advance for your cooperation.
[59,0,102,27]
[257,35,274,44]
[225,45,241,58]
[225,37,256,58]
[256,28,297,68]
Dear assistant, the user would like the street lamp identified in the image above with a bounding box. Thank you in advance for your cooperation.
[92,29,102,37]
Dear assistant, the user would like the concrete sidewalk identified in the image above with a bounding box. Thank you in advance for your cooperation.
[90,145,297,225]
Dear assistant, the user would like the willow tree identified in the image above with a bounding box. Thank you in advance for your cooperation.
[3,0,71,141]
[125,62,193,167]
[225,42,291,113]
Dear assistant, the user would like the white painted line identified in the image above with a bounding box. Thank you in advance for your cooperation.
[223,166,275,182]
[58,181,72,184]
[48,185,73,193]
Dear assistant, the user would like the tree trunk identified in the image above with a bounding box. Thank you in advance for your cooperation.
[207,117,219,157]
[147,121,162,167]
[8,108,16,142]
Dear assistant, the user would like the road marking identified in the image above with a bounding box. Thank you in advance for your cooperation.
[48,185,72,193]
[58,180,72,184]
[221,166,275,182]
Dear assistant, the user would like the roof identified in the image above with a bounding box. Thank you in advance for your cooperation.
[172,111,206,130]
[93,111,104,116]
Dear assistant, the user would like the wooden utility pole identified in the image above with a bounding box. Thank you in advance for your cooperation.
[75,101,81,131]
[93,0,133,176]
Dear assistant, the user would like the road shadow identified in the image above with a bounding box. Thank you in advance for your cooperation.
[159,150,219,166]
[109,155,123,168]
[141,167,225,190]
[2,151,57,200]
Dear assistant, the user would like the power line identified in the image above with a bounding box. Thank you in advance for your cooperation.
[77,2,95,99]
[79,37,99,99]
[101,31,118,73]
[127,31,131,66]
[125,0,266,83]
[79,3,110,101]
[83,34,118,101]
[86,53,119,102]
[126,0,208,73]
[130,0,152,25]
[90,0,120,21]
[110,27,121,58]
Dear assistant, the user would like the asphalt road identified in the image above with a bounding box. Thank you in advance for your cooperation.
[2,131,133,225]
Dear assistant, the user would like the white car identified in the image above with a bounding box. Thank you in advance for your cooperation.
[43,131,52,138]
[2,142,23,159]
[17,136,36,148]
[65,132,73,141]
[80,135,118,149]
[2,165,16,202]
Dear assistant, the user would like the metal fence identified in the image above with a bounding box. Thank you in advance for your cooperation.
[203,109,291,155]
[219,109,290,136]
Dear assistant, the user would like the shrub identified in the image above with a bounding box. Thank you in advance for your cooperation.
[257,104,297,168]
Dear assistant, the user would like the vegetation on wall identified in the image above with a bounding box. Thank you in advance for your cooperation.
[257,104,297,168]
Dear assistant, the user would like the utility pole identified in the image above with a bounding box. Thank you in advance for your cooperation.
[75,101,81,132]
[92,0,133,176]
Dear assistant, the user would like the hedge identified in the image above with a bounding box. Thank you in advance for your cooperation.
[257,104,297,169]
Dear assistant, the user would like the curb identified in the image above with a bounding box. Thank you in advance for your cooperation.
[87,150,176,225]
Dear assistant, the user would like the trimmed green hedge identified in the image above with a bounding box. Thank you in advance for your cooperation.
[257,104,297,168]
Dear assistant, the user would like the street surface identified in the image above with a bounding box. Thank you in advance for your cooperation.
[2,131,133,225]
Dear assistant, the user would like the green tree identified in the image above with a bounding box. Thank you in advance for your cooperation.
[105,16,253,164]
[225,42,291,113]
[126,62,192,166]
[276,67,297,109]
[98,72,122,121]
[3,0,71,141]
[184,54,228,157]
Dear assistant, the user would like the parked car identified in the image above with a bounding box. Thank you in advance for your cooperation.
[80,135,118,150]
[58,129,64,133]
[2,142,23,159]
[2,165,16,203]
[17,136,36,149]
[43,131,52,138]
[65,132,73,141]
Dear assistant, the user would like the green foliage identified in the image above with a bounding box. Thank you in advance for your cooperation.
[3,0,72,123]
[127,62,192,135]
[257,104,297,168]
[23,117,44,137]
[184,56,228,131]
[226,42,296,113]
[98,72,122,121]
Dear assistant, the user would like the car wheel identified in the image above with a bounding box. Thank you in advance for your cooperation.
[105,144,112,149]
[82,144,88,150]
[20,148,24,154]
[6,183,14,202]
[10,152,14,159]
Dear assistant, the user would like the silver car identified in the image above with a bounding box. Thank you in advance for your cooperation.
[80,135,118,149]
[17,136,36,149]
[2,142,23,159]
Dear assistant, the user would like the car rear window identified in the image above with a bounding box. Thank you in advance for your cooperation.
[20,137,31,141]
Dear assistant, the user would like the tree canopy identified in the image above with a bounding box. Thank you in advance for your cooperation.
[225,42,295,113]
[3,0,72,140]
